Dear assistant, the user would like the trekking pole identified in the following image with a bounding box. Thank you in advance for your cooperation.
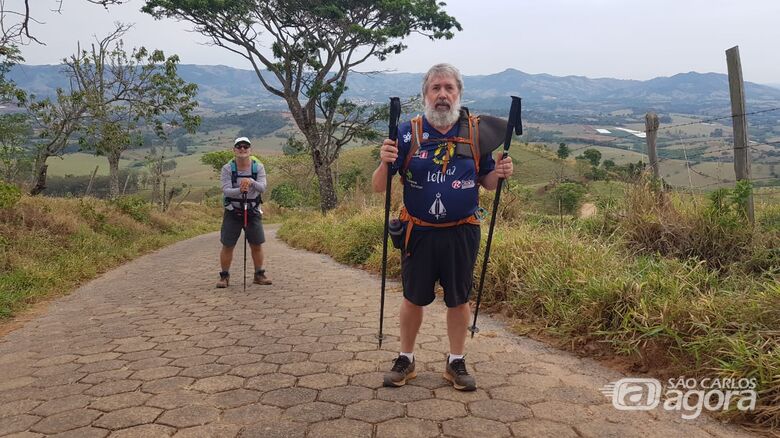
[378,96,401,349]
[469,96,523,338]
[242,191,248,293]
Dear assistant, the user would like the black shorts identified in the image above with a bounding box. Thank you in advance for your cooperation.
[401,224,480,308]
[220,209,265,247]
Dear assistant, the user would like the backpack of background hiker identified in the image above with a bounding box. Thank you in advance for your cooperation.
[223,157,263,215]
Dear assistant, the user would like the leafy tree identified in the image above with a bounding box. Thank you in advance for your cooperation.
[20,88,89,195]
[0,114,32,182]
[552,182,586,214]
[578,148,602,167]
[142,0,461,211]
[66,24,200,198]
[602,159,616,170]
[556,142,570,159]
[201,150,234,174]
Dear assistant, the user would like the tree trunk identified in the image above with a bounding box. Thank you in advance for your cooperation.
[311,148,337,212]
[29,161,48,196]
[107,150,121,198]
[29,151,51,196]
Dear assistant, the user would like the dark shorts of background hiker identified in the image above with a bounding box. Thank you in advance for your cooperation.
[220,210,265,246]
[401,224,480,308]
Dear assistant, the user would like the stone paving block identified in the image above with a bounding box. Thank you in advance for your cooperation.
[221,403,283,425]
[297,373,349,390]
[92,406,162,430]
[173,423,242,438]
[157,406,221,428]
[469,399,533,422]
[50,426,109,437]
[237,418,305,438]
[510,419,579,437]
[109,424,175,437]
[0,415,42,436]
[489,385,546,405]
[407,399,467,421]
[279,362,328,377]
[169,356,217,368]
[442,417,511,438]
[260,388,317,408]
[328,360,376,376]
[376,418,439,438]
[229,362,278,378]
[85,380,141,397]
[209,389,261,409]
[144,391,207,410]
[89,392,151,412]
[530,401,594,424]
[283,401,342,423]
[376,385,432,403]
[244,373,296,393]
[180,364,233,379]
[79,370,134,385]
[0,400,42,419]
[263,352,308,365]
[32,395,92,416]
[308,419,371,438]
[348,372,385,389]
[141,377,195,394]
[126,357,172,371]
[30,408,101,434]
[129,366,181,381]
[308,351,354,364]
[344,399,404,423]
[318,386,374,405]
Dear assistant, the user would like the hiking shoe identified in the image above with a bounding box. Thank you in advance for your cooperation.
[216,272,229,288]
[444,356,476,391]
[253,270,272,285]
[383,355,416,387]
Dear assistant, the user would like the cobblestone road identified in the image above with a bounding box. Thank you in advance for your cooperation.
[0,226,757,437]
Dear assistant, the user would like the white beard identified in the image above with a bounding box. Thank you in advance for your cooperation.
[424,98,461,130]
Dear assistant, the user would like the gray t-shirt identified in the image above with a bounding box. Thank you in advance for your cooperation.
[221,160,267,210]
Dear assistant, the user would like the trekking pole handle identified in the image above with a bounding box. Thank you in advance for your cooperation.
[501,96,523,157]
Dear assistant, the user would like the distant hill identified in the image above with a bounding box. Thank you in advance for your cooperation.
[8,64,780,117]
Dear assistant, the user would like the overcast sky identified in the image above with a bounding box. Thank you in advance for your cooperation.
[15,0,780,84]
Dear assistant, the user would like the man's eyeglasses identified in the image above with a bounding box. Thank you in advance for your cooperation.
[234,143,251,150]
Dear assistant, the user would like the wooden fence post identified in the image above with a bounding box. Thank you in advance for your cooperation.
[726,45,754,223]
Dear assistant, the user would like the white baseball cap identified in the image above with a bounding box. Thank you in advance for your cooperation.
[234,137,251,146]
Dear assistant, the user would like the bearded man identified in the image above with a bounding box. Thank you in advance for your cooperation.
[371,63,514,391]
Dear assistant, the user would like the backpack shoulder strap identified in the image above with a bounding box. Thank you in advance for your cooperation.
[470,115,480,174]
[229,159,238,186]
[402,115,423,175]
[250,159,259,180]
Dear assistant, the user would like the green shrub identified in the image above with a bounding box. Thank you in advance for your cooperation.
[0,181,21,209]
[270,182,305,208]
[110,195,152,223]
[551,182,586,214]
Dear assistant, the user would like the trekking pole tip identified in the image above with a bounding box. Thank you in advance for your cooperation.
[468,325,479,338]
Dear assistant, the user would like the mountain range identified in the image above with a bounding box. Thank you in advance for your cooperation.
[8,64,780,118]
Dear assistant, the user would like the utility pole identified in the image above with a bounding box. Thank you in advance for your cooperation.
[726,45,754,224]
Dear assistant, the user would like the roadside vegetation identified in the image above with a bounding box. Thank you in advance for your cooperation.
[0,184,220,320]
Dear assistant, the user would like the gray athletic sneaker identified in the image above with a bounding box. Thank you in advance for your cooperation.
[444,356,476,391]
[383,355,416,387]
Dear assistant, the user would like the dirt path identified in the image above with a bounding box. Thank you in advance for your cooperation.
[0,226,755,437]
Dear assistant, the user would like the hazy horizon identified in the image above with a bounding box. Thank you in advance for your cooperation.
[10,0,780,84]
